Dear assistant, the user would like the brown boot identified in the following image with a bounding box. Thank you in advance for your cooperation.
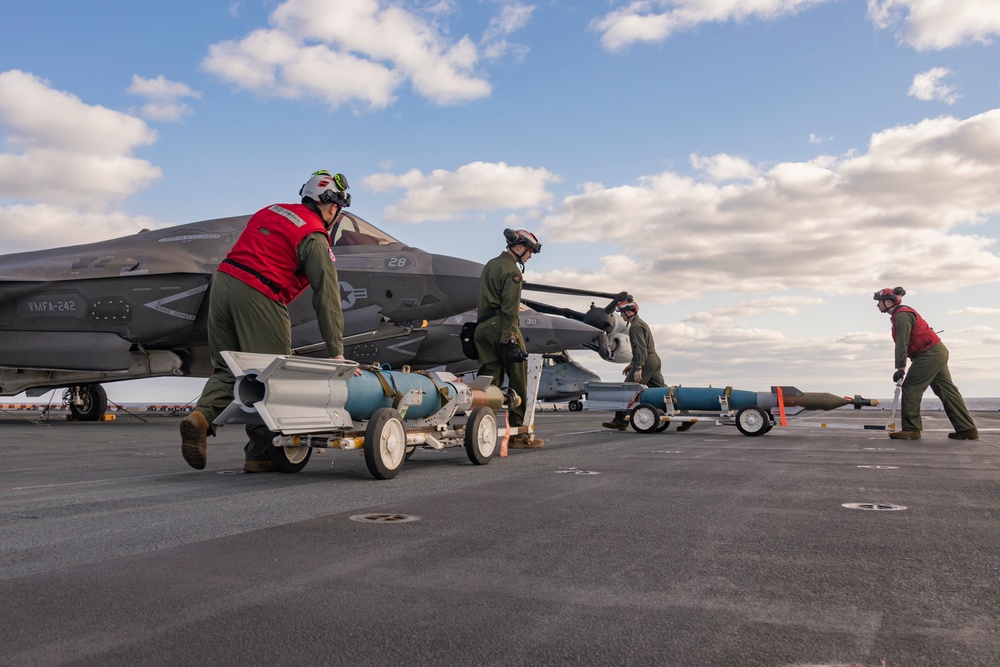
[509,434,544,449]
[180,410,210,469]
[602,420,627,431]
[675,421,694,432]
[889,430,921,440]
[243,457,276,473]
[948,428,979,440]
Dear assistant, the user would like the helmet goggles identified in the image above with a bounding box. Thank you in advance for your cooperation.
[503,228,542,253]
[301,170,351,208]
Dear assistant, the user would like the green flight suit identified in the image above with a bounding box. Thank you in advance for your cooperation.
[893,310,975,434]
[474,250,528,426]
[614,314,665,422]
[626,315,664,387]
[195,232,345,460]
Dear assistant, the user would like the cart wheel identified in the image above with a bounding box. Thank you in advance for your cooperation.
[630,403,663,434]
[568,400,583,412]
[464,407,498,465]
[364,408,406,479]
[404,446,417,460]
[654,417,671,433]
[268,439,312,473]
[735,405,771,436]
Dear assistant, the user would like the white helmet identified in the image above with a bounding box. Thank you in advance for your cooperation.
[300,170,351,207]
[503,228,542,253]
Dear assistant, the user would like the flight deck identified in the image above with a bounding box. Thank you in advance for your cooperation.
[2,408,999,666]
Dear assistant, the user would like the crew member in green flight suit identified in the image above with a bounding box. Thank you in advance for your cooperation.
[874,286,977,440]
[474,228,544,448]
[179,170,352,472]
[603,300,675,431]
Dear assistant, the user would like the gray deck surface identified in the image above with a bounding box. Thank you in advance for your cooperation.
[1,407,999,666]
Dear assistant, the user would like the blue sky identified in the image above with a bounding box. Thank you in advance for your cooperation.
[2,0,999,403]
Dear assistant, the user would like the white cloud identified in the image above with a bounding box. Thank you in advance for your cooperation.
[590,0,999,52]
[0,71,163,252]
[685,296,825,323]
[482,3,535,61]
[127,75,202,121]
[635,316,893,394]
[0,70,161,204]
[0,204,159,254]
[690,152,759,181]
[203,0,532,109]
[949,307,1000,316]
[535,109,1000,303]
[590,0,833,51]
[0,70,157,159]
[809,132,832,144]
[203,28,404,110]
[868,0,1000,51]
[363,161,560,222]
[908,67,958,105]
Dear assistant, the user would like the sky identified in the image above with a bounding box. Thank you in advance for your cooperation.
[2,0,999,405]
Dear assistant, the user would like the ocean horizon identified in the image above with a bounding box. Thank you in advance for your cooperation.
[3,397,999,413]
[870,397,1000,412]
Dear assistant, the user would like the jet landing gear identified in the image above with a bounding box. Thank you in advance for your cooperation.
[63,384,108,421]
[568,399,583,412]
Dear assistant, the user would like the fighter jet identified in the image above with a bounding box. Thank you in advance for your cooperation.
[0,211,626,420]
[311,306,627,376]
[0,211,484,419]
[537,352,601,411]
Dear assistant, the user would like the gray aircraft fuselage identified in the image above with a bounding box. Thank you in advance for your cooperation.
[0,212,483,398]
[317,308,607,375]
[537,352,601,407]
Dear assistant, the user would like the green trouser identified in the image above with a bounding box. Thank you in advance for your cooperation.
[901,342,976,433]
[195,272,292,459]
[474,317,527,426]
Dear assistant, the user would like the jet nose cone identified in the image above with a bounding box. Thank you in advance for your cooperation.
[524,315,603,353]
[430,254,483,316]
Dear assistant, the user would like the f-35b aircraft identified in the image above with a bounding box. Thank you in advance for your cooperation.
[0,212,629,419]
[537,352,602,411]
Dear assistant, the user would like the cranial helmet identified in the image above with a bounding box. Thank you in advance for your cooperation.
[873,286,905,305]
[618,301,639,315]
[503,228,542,253]
[300,170,351,208]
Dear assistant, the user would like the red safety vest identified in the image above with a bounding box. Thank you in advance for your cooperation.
[218,204,332,305]
[891,305,941,358]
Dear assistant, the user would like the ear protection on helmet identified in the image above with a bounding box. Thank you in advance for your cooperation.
[618,301,638,314]
[300,170,351,208]
[873,286,905,305]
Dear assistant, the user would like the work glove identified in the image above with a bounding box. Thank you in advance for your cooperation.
[506,340,528,363]
[893,368,905,383]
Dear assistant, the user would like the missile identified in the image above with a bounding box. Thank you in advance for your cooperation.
[214,351,504,435]
[637,385,878,415]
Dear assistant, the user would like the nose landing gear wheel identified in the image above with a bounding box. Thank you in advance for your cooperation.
[364,408,407,479]
[464,407,498,465]
[735,405,772,436]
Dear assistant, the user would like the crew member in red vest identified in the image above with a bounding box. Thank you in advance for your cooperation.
[874,286,977,440]
[180,170,352,472]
